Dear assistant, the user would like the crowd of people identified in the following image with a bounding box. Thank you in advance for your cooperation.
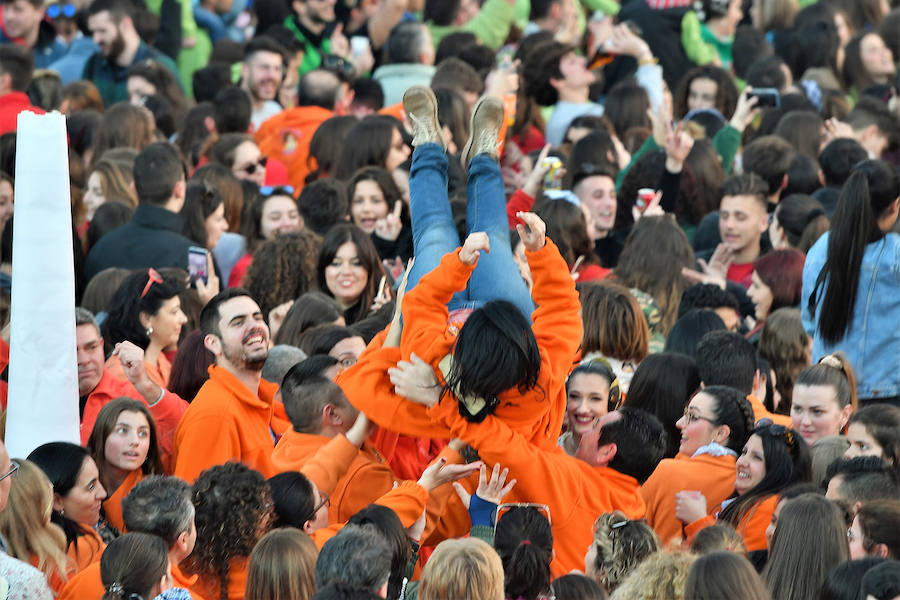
[1,0,900,597]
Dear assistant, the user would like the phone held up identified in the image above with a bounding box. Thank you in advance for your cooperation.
[188,246,208,285]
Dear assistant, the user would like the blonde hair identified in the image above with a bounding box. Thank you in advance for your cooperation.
[589,511,660,591]
[245,528,317,600]
[419,538,504,600]
[609,550,696,600]
[0,459,69,584]
[689,523,748,556]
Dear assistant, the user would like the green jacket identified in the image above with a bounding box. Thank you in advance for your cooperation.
[427,0,516,50]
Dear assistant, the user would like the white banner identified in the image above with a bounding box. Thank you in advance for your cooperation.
[5,111,79,457]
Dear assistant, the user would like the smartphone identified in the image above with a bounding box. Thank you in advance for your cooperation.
[188,246,208,285]
[350,36,369,57]
[749,88,780,108]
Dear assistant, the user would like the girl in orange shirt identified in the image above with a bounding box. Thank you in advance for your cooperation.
[0,459,70,594]
[675,421,812,552]
[27,442,108,575]
[87,397,165,532]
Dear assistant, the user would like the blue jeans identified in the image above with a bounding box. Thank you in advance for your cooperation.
[405,143,534,318]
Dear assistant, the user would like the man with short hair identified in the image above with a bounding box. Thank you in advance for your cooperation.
[284,0,348,75]
[429,57,482,108]
[254,68,337,190]
[0,43,43,135]
[57,475,198,598]
[85,142,195,279]
[695,330,791,426]
[241,36,287,130]
[83,0,180,105]
[0,439,55,598]
[0,0,66,68]
[697,173,770,289]
[523,0,577,40]
[570,166,623,268]
[678,283,742,332]
[825,456,900,514]
[846,97,896,160]
[173,288,279,480]
[315,525,391,596]
[74,307,188,458]
[742,135,795,208]
[372,21,435,106]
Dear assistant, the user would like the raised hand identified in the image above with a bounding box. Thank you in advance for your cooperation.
[453,462,517,508]
[374,201,403,242]
[515,212,546,252]
[460,232,490,265]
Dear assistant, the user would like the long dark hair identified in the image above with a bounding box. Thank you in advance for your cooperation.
[720,424,811,527]
[808,160,899,344]
[333,116,402,181]
[626,353,701,458]
[273,291,344,346]
[100,532,169,600]
[315,224,386,324]
[27,442,96,550]
[102,268,181,349]
[181,180,224,248]
[700,385,756,455]
[443,299,542,421]
[493,506,553,600]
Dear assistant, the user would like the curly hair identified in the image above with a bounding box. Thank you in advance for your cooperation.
[183,462,273,600]
[589,511,660,591]
[608,550,695,600]
[244,231,322,323]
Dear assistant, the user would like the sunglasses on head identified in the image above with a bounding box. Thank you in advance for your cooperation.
[260,185,294,197]
[754,418,796,451]
[46,3,77,19]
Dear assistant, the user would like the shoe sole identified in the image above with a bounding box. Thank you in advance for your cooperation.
[461,96,504,171]
[402,86,443,148]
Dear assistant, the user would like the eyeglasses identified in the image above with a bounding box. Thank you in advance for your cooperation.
[307,491,329,521]
[140,268,163,298]
[755,418,796,451]
[682,407,717,426]
[237,156,268,175]
[260,185,294,197]
[0,460,19,483]
[46,3,76,18]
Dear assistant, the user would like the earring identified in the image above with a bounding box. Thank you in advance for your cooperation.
[59,508,64,517]
[146,326,153,336]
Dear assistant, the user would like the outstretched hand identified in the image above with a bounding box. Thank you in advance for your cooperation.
[516,212,546,252]
[418,457,483,493]
[460,232,490,265]
[453,462,517,509]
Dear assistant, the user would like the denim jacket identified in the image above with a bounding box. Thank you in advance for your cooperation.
[802,232,900,399]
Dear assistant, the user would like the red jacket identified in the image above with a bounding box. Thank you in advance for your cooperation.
[0,92,44,135]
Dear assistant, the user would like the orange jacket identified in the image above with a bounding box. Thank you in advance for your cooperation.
[104,352,172,390]
[271,429,463,540]
[253,105,333,191]
[59,561,201,600]
[173,365,279,482]
[426,396,646,577]
[102,468,143,533]
[190,557,247,600]
[640,453,737,547]
[748,395,792,427]
[67,527,105,575]
[370,239,580,449]
[684,494,778,552]
[81,369,188,468]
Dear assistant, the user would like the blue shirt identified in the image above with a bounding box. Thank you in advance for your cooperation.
[802,232,900,399]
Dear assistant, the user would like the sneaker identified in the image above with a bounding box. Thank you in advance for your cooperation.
[402,85,444,148]
[460,95,504,171]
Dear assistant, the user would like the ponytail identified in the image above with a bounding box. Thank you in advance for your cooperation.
[493,507,553,600]
[809,161,899,344]
[795,353,858,412]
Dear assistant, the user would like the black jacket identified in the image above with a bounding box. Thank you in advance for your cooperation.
[85,204,196,281]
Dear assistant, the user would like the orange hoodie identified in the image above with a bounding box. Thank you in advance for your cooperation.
[66,527,105,575]
[640,453,737,547]
[427,396,646,578]
[173,365,279,482]
[354,239,581,449]
[683,494,778,552]
[253,105,334,191]
[271,429,464,540]
[102,469,143,533]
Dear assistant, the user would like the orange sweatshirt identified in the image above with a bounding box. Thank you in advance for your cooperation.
[427,396,645,578]
[59,561,201,600]
[190,557,248,600]
[173,365,279,482]
[66,527,105,575]
[684,494,778,552]
[271,429,463,540]
[748,394,792,427]
[385,240,581,450]
[253,105,333,191]
[640,453,737,547]
[102,469,143,533]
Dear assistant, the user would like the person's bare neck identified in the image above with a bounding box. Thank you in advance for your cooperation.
[23,24,39,49]
[143,342,162,368]
[104,465,131,497]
